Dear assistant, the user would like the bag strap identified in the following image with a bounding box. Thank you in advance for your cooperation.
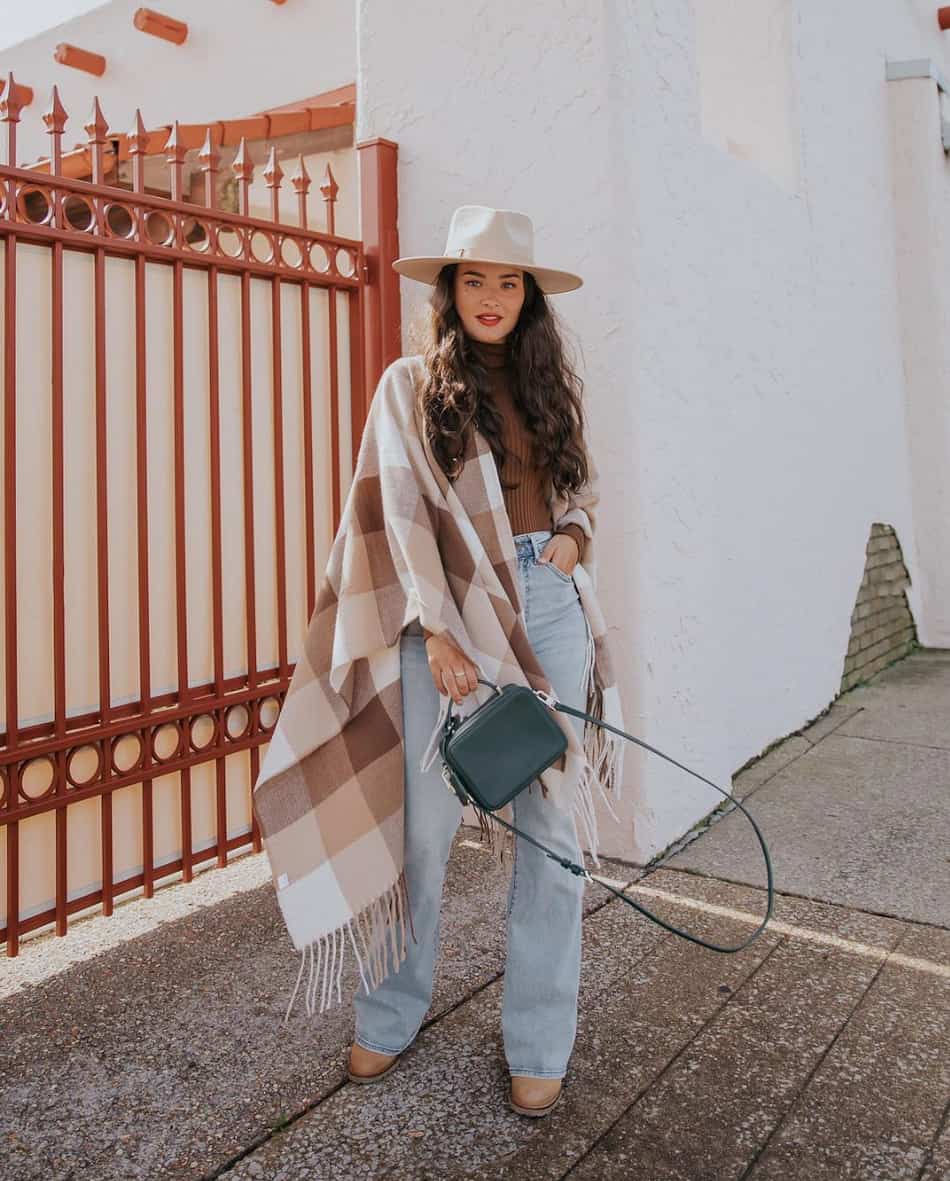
[459,680,775,954]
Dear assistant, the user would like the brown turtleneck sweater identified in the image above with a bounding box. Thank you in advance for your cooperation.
[422,336,586,641]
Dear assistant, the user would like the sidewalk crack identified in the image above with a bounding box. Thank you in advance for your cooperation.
[916,1086,950,1181]
[734,923,911,1180]
[559,932,788,1180]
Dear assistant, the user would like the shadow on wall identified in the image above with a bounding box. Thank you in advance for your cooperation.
[842,523,918,692]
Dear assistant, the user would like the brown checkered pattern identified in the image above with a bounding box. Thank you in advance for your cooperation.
[252,356,626,1021]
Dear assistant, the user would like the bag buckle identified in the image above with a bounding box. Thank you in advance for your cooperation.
[440,761,470,805]
[533,688,559,709]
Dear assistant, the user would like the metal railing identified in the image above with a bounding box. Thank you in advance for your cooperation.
[0,75,401,954]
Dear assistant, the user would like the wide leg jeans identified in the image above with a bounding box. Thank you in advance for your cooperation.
[352,528,591,1079]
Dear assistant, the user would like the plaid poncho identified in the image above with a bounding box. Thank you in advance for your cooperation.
[251,354,626,1021]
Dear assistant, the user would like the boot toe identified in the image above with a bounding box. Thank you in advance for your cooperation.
[347,1042,401,1083]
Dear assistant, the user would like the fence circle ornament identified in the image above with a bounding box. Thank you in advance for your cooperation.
[225,703,251,740]
[110,732,144,775]
[20,756,56,802]
[104,201,135,239]
[334,246,356,278]
[182,216,210,252]
[258,696,281,730]
[308,241,329,273]
[280,235,304,269]
[17,185,53,226]
[216,223,245,259]
[151,721,183,763]
[189,713,217,753]
[66,743,103,790]
[250,229,275,265]
[144,209,174,247]
[63,194,95,233]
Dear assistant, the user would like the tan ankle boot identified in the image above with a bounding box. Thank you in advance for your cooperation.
[509,1074,563,1117]
[347,1041,402,1083]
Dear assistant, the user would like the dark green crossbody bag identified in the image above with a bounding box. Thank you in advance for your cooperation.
[438,675,775,954]
[438,678,568,810]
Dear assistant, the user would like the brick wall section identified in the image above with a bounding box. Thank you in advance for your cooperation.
[841,523,917,692]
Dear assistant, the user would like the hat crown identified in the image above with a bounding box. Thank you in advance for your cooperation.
[445,205,535,269]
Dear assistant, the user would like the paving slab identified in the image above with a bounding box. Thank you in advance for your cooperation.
[665,733,950,925]
[743,922,950,1180]
[732,736,814,800]
[832,649,950,751]
[921,1106,950,1181]
[564,888,910,1180]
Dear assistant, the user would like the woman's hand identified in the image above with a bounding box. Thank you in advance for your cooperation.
[537,532,580,577]
[424,633,481,704]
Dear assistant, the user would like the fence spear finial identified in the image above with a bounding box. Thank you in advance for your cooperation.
[84,95,110,185]
[320,161,339,236]
[42,84,69,176]
[199,127,220,210]
[1,71,25,167]
[291,153,311,229]
[264,144,283,223]
[233,136,254,218]
[128,108,149,193]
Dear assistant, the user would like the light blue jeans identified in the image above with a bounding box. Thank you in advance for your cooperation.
[352,528,591,1078]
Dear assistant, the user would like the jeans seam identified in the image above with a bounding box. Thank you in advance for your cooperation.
[506,799,520,919]
[508,1066,568,1079]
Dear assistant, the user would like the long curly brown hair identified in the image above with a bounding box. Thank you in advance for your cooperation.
[406,264,591,501]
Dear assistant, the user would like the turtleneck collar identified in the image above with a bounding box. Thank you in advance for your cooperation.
[468,334,510,369]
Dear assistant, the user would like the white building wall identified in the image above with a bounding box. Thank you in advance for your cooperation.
[357,0,950,863]
[0,1,112,54]
[1,0,355,169]
[889,71,950,646]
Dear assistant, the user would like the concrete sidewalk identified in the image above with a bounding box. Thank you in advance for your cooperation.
[2,649,948,1180]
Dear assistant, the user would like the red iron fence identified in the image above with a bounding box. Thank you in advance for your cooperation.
[0,76,401,955]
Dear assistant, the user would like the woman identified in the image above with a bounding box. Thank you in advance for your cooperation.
[346,205,607,1117]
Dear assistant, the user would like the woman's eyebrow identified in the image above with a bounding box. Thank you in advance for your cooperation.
[461,269,522,279]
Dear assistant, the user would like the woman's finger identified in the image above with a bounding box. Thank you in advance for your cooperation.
[442,666,464,702]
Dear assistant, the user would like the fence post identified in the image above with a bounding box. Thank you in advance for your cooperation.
[356,136,401,421]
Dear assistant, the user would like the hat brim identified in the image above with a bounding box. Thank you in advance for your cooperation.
[391,255,583,295]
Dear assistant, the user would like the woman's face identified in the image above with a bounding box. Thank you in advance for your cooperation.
[453,260,526,343]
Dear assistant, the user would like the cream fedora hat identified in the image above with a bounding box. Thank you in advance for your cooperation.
[391,204,583,294]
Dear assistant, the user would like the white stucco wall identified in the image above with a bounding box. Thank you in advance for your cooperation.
[357,0,950,864]
[889,72,950,645]
[2,0,355,169]
[0,0,111,53]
